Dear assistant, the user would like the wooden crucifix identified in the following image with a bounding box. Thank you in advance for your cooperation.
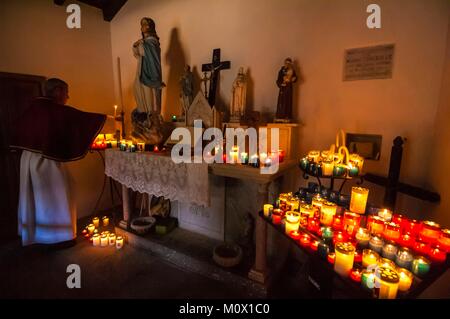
[202,48,231,107]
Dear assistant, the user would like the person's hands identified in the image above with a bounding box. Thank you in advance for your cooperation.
[133,39,143,47]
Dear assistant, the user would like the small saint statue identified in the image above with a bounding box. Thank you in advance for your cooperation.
[275,58,297,121]
[229,67,247,122]
[131,17,166,144]
[179,64,194,123]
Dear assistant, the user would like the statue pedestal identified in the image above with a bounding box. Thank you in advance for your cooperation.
[266,123,299,160]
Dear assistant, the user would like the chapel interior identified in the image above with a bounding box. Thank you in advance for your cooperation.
[1,0,450,300]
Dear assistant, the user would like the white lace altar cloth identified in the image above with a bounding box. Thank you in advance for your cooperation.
[105,149,209,206]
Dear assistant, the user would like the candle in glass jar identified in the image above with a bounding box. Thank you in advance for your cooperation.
[420,221,441,244]
[307,217,320,234]
[404,219,421,237]
[300,233,311,247]
[311,195,324,216]
[308,150,320,163]
[354,249,362,263]
[334,242,355,277]
[87,223,95,235]
[332,214,343,231]
[321,226,334,242]
[327,252,335,264]
[350,187,369,214]
[333,231,347,246]
[376,267,400,299]
[92,217,100,228]
[362,249,380,268]
[397,267,413,292]
[414,238,431,256]
[263,204,273,218]
[438,229,450,252]
[310,239,320,251]
[285,220,300,235]
[271,209,283,225]
[116,236,124,249]
[343,212,361,237]
[378,208,393,222]
[299,212,309,227]
[92,233,100,247]
[100,234,108,247]
[398,233,415,248]
[289,230,301,241]
[396,248,414,270]
[286,198,300,211]
[367,216,385,236]
[361,270,376,290]
[108,233,116,246]
[300,204,315,218]
[369,235,384,254]
[240,152,249,165]
[355,228,370,249]
[411,256,431,277]
[320,201,337,226]
[102,216,109,227]
[378,258,396,270]
[321,159,334,176]
[392,214,405,227]
[382,241,398,261]
[286,211,300,224]
[384,222,401,242]
[350,267,363,282]
[428,245,447,263]
[278,193,290,210]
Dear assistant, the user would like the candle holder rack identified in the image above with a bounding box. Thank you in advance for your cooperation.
[299,163,365,194]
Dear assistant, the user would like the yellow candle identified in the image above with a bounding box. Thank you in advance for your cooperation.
[108,233,116,246]
[116,236,124,249]
[285,220,300,235]
[350,187,369,214]
[321,160,334,176]
[397,268,413,292]
[285,211,300,224]
[320,201,337,226]
[102,216,110,227]
[378,208,393,222]
[334,242,355,277]
[92,234,100,247]
[100,234,108,247]
[87,223,95,234]
[300,204,315,218]
[378,258,396,270]
[377,267,400,299]
[110,140,118,148]
[362,249,379,268]
[263,204,273,217]
[92,217,100,228]
[308,150,320,163]
[286,197,300,211]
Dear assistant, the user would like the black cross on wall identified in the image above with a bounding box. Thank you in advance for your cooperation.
[201,48,231,107]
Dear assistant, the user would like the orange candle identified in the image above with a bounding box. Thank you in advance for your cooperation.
[420,221,441,244]
[368,216,385,236]
[384,222,401,242]
[343,212,361,238]
[438,229,450,252]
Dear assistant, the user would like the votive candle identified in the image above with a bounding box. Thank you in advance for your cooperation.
[382,241,398,261]
[116,236,124,249]
[350,187,369,214]
[343,212,361,237]
[108,233,116,246]
[92,217,100,228]
[102,216,109,227]
[263,204,273,218]
[334,242,355,277]
[377,267,400,299]
[355,228,370,249]
[384,222,401,242]
[420,221,441,244]
[397,267,413,292]
[395,248,414,270]
[100,234,108,247]
[320,201,337,226]
[88,223,95,235]
[362,249,380,268]
[411,256,431,277]
[92,233,100,247]
[369,235,384,254]
[378,209,393,222]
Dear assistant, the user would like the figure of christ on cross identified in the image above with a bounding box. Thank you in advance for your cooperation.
[202,48,231,107]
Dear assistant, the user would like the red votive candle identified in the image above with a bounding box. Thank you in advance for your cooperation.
[367,216,386,236]
[289,230,301,241]
[350,268,362,282]
[332,214,343,231]
[310,239,319,251]
[300,233,311,247]
[384,222,401,242]
[404,219,421,237]
[420,221,441,244]
[429,245,447,263]
[398,232,415,248]
[343,212,361,238]
[438,229,450,252]
[271,209,283,225]
[327,252,335,264]
[333,231,347,246]
[414,238,431,256]
[307,217,321,234]
[278,149,285,163]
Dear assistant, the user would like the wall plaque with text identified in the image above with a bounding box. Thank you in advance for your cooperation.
[343,44,394,81]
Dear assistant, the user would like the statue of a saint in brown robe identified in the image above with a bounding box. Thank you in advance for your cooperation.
[276,58,297,120]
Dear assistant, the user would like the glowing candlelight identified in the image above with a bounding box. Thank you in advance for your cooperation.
[397,268,413,292]
[263,204,273,218]
[102,216,109,227]
[396,248,414,270]
[378,208,393,222]
[92,217,100,228]
[116,236,124,249]
[92,234,100,247]
[376,267,400,299]
[349,187,369,214]
[320,201,337,226]
[100,234,108,247]
[108,233,116,246]
[87,223,95,235]
[334,242,355,277]
[362,249,380,268]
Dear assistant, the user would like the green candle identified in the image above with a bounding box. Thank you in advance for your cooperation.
[411,256,431,277]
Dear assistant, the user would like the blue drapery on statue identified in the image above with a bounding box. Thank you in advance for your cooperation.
[140,37,163,88]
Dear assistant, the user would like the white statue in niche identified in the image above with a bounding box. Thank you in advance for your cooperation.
[229,67,247,122]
